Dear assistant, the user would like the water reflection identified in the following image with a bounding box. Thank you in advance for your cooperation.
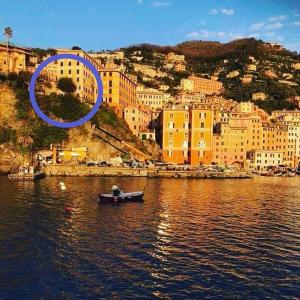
[0,176,299,299]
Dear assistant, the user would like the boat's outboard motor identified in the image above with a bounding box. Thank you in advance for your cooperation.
[112,185,120,196]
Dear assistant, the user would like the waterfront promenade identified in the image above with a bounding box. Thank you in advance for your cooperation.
[44,165,252,178]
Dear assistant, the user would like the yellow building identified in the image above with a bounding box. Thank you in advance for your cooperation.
[133,63,157,78]
[186,76,223,95]
[246,64,257,72]
[136,87,166,110]
[174,62,186,72]
[180,78,194,91]
[157,104,213,165]
[166,52,185,62]
[247,150,283,171]
[241,75,253,84]
[124,104,152,136]
[42,48,100,103]
[57,147,88,163]
[252,92,266,101]
[99,69,137,110]
[175,92,205,104]
[292,62,300,70]
[226,70,239,78]
[0,42,36,74]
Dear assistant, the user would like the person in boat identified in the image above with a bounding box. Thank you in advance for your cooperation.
[112,185,121,196]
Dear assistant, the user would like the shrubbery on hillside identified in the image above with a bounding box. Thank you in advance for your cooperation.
[5,72,69,151]
[0,127,16,144]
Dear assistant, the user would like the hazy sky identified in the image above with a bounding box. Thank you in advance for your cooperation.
[1,0,300,52]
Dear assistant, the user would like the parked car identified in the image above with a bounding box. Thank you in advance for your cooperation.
[98,161,111,167]
[86,161,97,167]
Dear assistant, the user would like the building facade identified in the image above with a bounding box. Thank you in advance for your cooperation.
[182,76,223,95]
[0,42,36,74]
[156,104,213,165]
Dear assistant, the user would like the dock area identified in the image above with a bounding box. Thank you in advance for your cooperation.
[8,171,45,181]
[44,165,252,179]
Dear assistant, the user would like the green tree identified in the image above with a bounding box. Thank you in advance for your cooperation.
[57,77,76,94]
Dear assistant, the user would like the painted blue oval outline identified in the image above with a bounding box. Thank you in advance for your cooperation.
[29,53,103,128]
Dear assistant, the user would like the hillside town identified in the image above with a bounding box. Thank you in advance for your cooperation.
[1,38,300,174]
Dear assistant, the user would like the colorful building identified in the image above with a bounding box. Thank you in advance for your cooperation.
[136,87,166,110]
[156,104,213,165]
[124,104,152,136]
[252,92,267,101]
[175,92,205,104]
[0,42,36,74]
[247,150,283,171]
[182,76,223,95]
[99,69,137,110]
[42,48,100,103]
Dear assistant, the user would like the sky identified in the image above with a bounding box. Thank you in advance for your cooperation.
[1,0,300,52]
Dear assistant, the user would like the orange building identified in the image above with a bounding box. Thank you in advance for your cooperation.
[98,69,137,110]
[157,104,213,165]
[212,116,248,167]
[261,123,288,164]
[190,108,213,165]
[187,76,223,95]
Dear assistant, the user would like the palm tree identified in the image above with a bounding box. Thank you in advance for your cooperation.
[3,27,13,73]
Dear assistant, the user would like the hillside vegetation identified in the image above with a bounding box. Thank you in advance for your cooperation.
[123,38,300,111]
[0,73,157,172]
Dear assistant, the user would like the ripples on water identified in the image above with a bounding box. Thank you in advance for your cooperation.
[0,176,299,299]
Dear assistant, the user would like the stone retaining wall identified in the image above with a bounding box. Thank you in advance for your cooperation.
[44,165,252,179]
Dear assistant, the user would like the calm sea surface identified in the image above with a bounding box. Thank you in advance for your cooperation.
[0,176,299,299]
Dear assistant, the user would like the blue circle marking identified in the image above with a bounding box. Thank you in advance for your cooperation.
[29,53,103,128]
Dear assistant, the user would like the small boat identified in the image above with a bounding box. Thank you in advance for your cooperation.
[98,185,144,204]
[8,165,45,181]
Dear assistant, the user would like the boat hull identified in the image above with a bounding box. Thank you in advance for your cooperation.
[98,191,144,204]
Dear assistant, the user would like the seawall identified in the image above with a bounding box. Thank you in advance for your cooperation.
[44,165,252,179]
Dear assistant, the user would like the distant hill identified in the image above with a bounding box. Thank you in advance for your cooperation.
[122,38,300,112]
[123,38,299,59]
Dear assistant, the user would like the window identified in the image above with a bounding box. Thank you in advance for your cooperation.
[68,70,71,75]
[77,69,79,74]
[198,141,206,148]
[60,62,63,66]
[60,70,63,75]
[201,122,205,128]
[68,62,71,66]
[199,112,206,119]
